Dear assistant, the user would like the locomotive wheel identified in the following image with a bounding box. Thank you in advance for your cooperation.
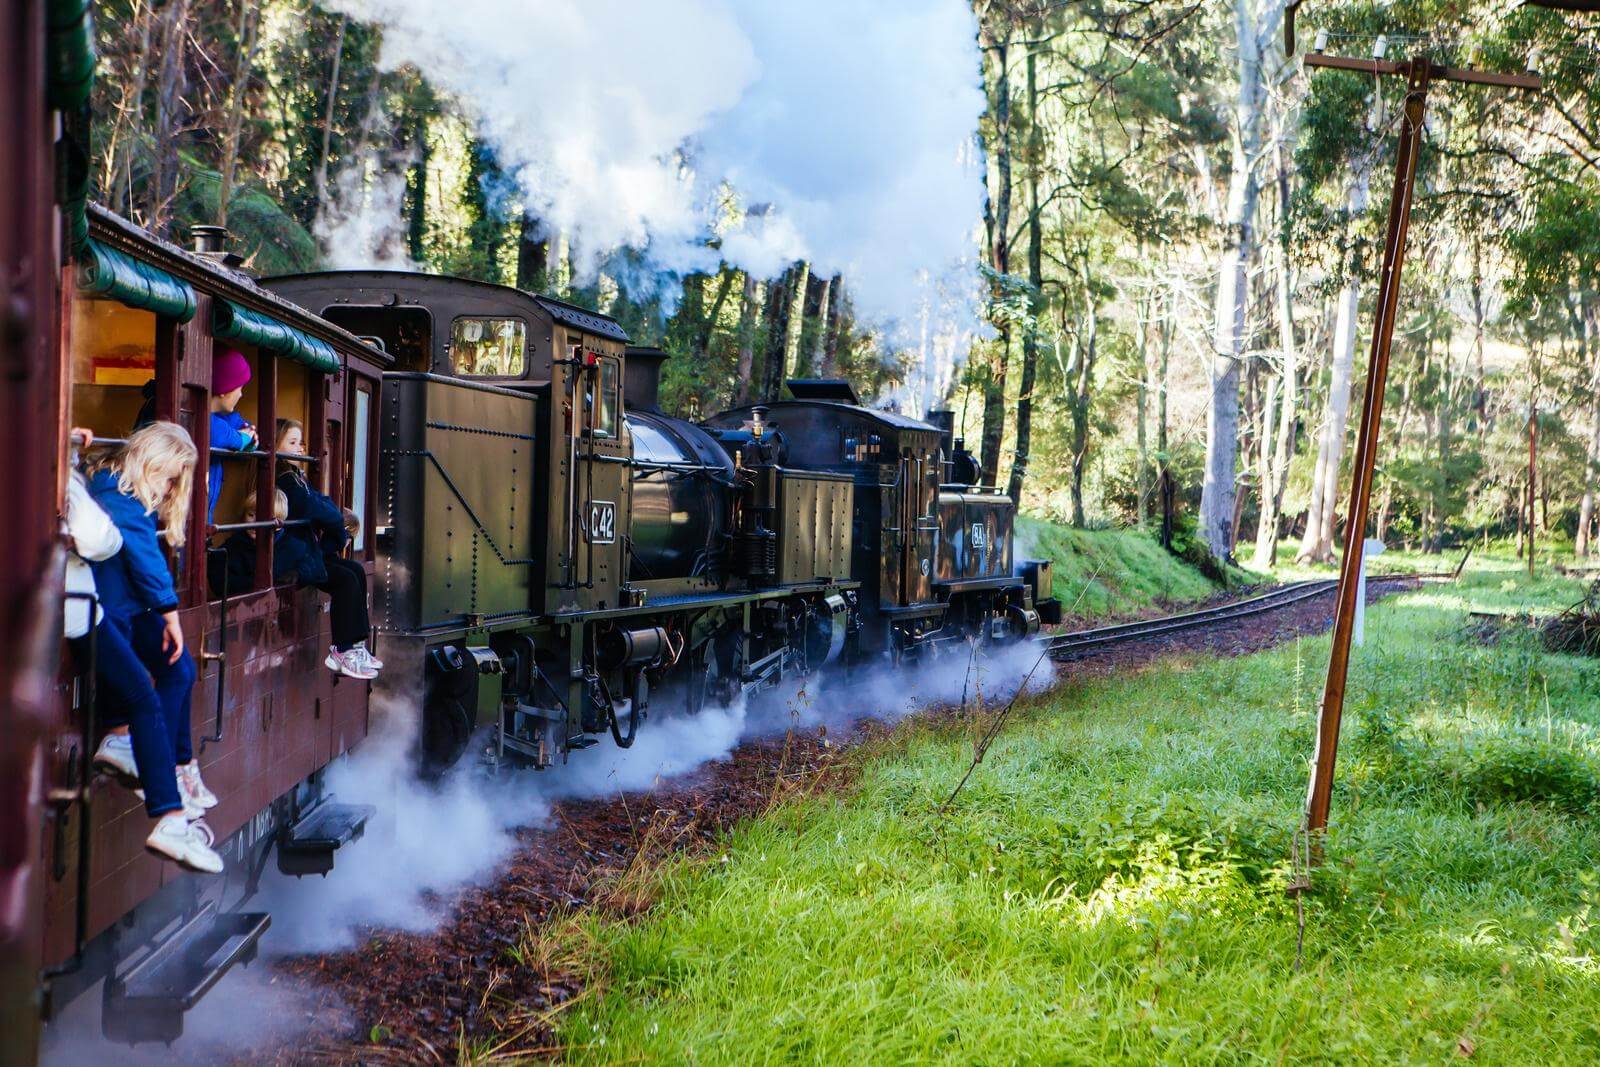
[419,693,474,777]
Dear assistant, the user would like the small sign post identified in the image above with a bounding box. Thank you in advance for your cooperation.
[1353,538,1385,647]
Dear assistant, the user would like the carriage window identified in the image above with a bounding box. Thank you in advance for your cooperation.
[451,317,525,377]
[350,384,372,552]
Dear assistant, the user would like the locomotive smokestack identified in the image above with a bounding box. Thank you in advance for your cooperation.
[925,409,955,455]
[189,224,229,255]
[624,346,669,414]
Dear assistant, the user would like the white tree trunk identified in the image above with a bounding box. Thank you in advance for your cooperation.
[1298,163,1371,563]
[1578,305,1600,556]
[1200,0,1282,561]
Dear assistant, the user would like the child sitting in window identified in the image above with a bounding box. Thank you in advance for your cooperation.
[274,419,381,679]
[208,348,258,524]
[208,488,324,597]
[83,421,224,874]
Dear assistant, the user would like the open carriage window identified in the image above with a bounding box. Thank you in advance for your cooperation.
[69,297,160,439]
[451,317,526,377]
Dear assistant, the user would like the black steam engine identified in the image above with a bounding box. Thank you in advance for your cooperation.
[265,271,1061,774]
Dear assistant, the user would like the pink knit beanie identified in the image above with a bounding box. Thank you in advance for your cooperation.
[213,348,252,395]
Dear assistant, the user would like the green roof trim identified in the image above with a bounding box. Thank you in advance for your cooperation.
[49,0,95,247]
[76,239,198,322]
[213,300,340,373]
[47,0,95,109]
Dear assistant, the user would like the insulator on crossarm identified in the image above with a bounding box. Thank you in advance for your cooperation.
[1373,34,1388,60]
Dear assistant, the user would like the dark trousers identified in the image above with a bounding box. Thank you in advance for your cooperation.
[79,612,193,817]
[317,557,370,651]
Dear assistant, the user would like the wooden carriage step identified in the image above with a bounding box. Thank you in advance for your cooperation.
[102,903,271,1045]
[276,800,376,877]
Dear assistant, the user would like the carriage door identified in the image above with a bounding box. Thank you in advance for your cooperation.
[902,442,939,605]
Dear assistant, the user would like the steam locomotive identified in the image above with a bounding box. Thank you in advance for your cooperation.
[4,3,1056,1056]
[264,270,1061,777]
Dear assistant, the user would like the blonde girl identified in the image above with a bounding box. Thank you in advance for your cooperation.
[86,420,222,873]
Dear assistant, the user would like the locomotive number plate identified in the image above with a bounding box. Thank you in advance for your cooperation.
[970,523,988,550]
[587,500,617,544]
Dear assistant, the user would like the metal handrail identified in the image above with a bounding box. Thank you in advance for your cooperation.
[208,518,312,534]
[201,549,230,751]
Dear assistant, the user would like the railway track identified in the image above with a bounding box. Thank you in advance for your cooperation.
[1042,574,1427,660]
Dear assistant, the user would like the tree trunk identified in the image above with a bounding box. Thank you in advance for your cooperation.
[1135,293,1151,529]
[1065,259,1099,528]
[1252,127,1299,569]
[805,275,832,379]
[516,212,550,291]
[148,0,193,235]
[781,261,810,382]
[735,274,762,405]
[405,108,430,262]
[1574,300,1599,557]
[1158,284,1175,549]
[113,4,155,216]
[1199,0,1277,562]
[1298,162,1371,563]
[1007,46,1043,506]
[979,332,1010,488]
[978,23,1013,489]
[820,274,844,378]
[312,15,348,217]
[760,271,792,402]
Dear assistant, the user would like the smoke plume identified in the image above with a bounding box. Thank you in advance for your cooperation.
[317,0,987,343]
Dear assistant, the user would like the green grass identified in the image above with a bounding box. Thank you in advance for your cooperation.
[1018,517,1230,620]
[551,567,1600,1065]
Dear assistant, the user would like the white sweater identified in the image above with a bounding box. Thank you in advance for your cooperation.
[64,468,123,638]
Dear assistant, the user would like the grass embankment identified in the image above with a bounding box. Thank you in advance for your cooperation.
[548,566,1600,1064]
[1018,517,1230,619]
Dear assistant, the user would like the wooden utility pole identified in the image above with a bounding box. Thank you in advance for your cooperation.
[1295,45,1540,875]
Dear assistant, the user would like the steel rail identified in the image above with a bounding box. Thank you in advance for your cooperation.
[1042,574,1428,659]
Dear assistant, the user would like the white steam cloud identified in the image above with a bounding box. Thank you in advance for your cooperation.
[317,0,987,346]
[316,158,420,272]
[261,636,1049,955]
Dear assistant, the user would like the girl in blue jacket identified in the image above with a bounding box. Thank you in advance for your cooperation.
[86,421,223,873]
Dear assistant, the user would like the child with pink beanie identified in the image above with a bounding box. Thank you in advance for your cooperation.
[207,348,258,523]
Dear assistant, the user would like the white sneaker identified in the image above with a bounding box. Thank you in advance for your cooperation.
[93,733,139,782]
[177,761,218,809]
[354,642,384,671]
[325,646,377,680]
[145,813,224,874]
[134,782,206,820]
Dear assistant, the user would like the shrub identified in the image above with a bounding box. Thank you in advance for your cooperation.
[1462,736,1600,812]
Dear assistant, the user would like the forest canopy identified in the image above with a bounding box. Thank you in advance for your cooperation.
[82,0,1600,566]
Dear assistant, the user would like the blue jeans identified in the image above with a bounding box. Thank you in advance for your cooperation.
[79,612,195,817]
[127,611,197,766]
